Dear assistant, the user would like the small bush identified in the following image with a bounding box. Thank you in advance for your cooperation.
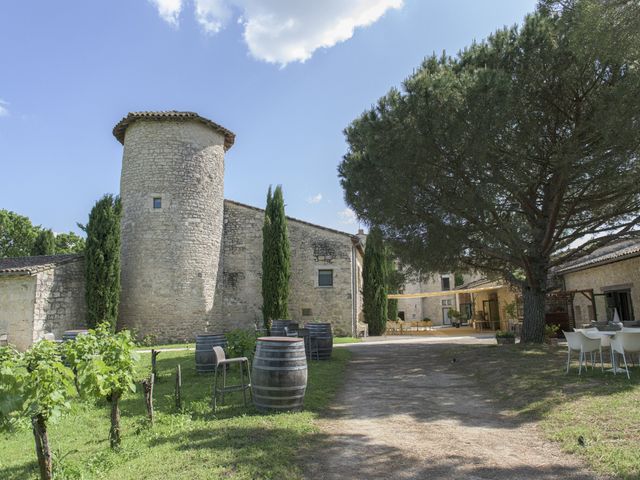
[225,329,256,361]
[495,330,516,338]
[544,324,560,339]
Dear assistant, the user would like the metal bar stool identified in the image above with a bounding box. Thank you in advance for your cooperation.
[296,328,319,360]
[211,346,252,412]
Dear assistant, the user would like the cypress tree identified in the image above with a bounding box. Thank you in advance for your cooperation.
[385,246,399,321]
[261,185,291,330]
[32,229,56,256]
[363,226,387,335]
[85,194,122,331]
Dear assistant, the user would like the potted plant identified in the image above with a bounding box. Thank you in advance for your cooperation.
[449,309,463,328]
[544,324,560,345]
[495,330,516,345]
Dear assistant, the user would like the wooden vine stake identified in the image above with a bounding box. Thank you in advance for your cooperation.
[151,349,160,382]
[175,364,182,411]
[142,373,155,425]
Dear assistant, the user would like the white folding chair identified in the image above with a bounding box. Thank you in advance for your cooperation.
[564,331,603,375]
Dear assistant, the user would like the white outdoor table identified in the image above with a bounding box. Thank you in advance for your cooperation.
[584,331,624,373]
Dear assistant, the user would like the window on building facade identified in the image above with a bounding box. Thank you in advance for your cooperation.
[441,276,450,291]
[605,289,634,321]
[318,269,333,287]
[153,197,162,209]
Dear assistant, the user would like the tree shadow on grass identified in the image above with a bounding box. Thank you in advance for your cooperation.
[149,424,600,480]
[328,342,638,428]
[0,460,38,480]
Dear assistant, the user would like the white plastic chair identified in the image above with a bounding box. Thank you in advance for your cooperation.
[564,331,603,374]
[610,332,640,379]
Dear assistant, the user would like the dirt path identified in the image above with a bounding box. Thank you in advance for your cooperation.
[304,339,605,480]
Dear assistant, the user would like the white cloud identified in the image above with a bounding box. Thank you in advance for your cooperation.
[338,207,357,225]
[0,99,9,117]
[194,0,233,33]
[149,0,183,26]
[151,0,403,65]
[307,193,323,204]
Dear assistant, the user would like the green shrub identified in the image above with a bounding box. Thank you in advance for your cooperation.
[544,324,560,339]
[495,330,516,338]
[225,329,256,361]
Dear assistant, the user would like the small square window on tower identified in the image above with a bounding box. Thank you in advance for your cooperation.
[318,269,333,287]
[153,197,162,209]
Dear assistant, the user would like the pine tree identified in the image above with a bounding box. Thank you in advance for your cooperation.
[340,0,640,342]
[32,229,56,256]
[261,185,291,330]
[363,226,387,335]
[84,194,122,331]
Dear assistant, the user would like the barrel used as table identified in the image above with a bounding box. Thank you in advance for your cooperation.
[195,333,227,373]
[252,337,307,413]
[62,329,89,342]
[270,319,298,337]
[305,323,333,360]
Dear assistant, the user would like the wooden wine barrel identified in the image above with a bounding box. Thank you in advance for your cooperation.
[195,333,227,374]
[252,337,307,413]
[270,320,297,337]
[305,323,333,360]
[62,329,89,342]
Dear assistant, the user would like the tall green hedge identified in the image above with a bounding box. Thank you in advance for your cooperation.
[84,194,121,331]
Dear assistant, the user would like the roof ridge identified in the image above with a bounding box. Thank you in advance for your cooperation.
[223,199,359,240]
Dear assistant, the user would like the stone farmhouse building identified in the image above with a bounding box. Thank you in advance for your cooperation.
[0,111,365,349]
[555,239,640,325]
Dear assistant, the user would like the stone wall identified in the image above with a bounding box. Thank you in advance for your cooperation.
[212,200,361,337]
[118,119,226,343]
[397,273,457,325]
[0,257,86,351]
[33,258,87,342]
[0,275,36,351]
[562,256,640,323]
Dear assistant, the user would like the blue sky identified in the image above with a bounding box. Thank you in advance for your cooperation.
[0,0,537,235]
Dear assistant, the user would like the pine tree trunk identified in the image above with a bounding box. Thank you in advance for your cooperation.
[109,391,122,449]
[31,414,52,480]
[521,286,546,343]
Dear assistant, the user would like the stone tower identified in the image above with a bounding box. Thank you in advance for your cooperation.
[113,111,235,342]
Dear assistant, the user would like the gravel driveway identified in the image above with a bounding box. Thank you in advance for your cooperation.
[304,338,605,480]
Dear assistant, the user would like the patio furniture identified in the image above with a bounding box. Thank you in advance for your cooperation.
[574,327,598,333]
[563,331,603,375]
[582,330,615,364]
[211,346,252,412]
[296,328,319,360]
[610,332,640,379]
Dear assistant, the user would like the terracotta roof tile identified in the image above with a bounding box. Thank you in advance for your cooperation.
[556,238,640,274]
[113,111,235,150]
[0,254,83,276]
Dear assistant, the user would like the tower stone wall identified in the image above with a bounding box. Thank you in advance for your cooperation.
[115,112,233,342]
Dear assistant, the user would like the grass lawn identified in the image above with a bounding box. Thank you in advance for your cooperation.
[0,348,351,480]
[449,343,640,479]
[333,337,361,344]
[137,337,362,351]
